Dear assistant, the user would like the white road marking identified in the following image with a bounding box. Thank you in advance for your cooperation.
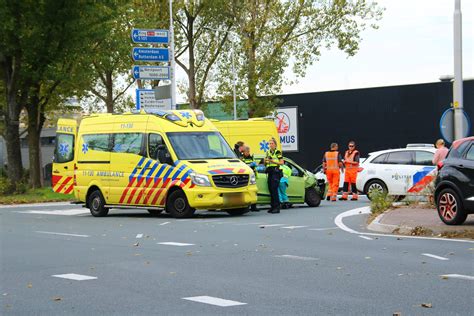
[18,209,89,216]
[159,222,170,226]
[259,224,285,227]
[422,253,450,261]
[136,234,143,239]
[158,242,195,246]
[308,227,338,231]
[274,255,319,261]
[359,235,374,240]
[234,222,265,226]
[52,273,97,281]
[35,231,90,238]
[0,202,73,208]
[282,226,308,229]
[182,296,247,307]
[334,206,474,244]
[440,274,474,281]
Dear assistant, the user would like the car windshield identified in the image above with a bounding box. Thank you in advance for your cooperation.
[167,132,236,160]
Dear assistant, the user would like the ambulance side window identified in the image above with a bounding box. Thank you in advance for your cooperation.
[54,133,74,163]
[112,133,142,154]
[148,133,164,159]
[83,134,110,152]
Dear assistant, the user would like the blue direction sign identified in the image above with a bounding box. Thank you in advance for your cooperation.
[131,29,169,44]
[132,48,169,62]
[132,66,170,80]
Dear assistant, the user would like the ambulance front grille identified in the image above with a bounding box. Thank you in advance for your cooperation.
[212,174,249,188]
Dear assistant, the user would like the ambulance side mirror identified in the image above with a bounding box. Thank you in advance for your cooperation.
[157,145,173,165]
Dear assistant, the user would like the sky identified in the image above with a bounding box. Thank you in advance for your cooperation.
[172,0,473,102]
[281,0,474,95]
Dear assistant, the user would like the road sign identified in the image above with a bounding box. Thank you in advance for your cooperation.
[136,89,171,111]
[153,85,171,100]
[131,29,169,44]
[132,66,170,80]
[439,108,470,143]
[132,48,169,62]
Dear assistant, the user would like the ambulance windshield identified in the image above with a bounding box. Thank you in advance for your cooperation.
[167,132,236,160]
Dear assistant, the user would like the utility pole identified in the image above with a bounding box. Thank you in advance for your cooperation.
[169,0,177,110]
[453,0,464,140]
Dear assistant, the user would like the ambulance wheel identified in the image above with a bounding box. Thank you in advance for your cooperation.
[305,187,321,207]
[166,190,195,218]
[227,207,249,216]
[147,209,162,216]
[88,190,109,217]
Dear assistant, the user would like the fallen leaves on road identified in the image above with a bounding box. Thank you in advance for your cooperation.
[133,242,139,247]
[393,312,401,316]
[27,283,32,288]
[441,276,449,280]
[52,296,62,302]
[420,303,432,308]
[186,251,192,256]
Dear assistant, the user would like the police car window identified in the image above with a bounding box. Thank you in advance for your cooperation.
[54,133,74,163]
[465,144,474,161]
[113,133,142,154]
[371,153,388,164]
[83,134,110,152]
[386,151,412,165]
[148,134,164,159]
[415,151,434,165]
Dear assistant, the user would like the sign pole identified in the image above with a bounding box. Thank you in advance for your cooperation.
[453,0,464,140]
[169,0,177,110]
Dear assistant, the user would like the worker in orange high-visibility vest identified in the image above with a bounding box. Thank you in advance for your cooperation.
[340,141,360,201]
[323,143,343,202]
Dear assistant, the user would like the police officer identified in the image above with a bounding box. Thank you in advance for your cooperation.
[265,137,284,213]
[241,146,259,212]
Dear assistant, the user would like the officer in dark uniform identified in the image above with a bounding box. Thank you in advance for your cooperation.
[241,145,259,212]
[265,137,284,214]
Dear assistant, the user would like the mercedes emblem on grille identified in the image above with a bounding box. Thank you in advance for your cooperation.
[229,176,239,186]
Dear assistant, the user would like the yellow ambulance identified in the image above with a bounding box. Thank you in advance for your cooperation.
[52,110,257,218]
[212,118,281,155]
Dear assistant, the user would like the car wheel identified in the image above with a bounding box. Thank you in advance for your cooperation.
[227,207,250,216]
[436,188,467,225]
[305,187,321,207]
[147,209,162,216]
[88,190,109,217]
[166,190,195,218]
[365,180,388,200]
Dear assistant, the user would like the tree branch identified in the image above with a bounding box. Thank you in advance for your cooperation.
[112,80,135,103]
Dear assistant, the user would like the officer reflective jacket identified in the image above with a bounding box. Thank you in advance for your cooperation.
[265,149,283,168]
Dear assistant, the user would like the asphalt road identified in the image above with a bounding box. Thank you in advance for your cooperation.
[1,199,473,315]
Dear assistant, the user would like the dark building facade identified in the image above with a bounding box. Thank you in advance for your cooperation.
[277,80,473,170]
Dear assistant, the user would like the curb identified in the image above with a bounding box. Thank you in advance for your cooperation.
[0,201,75,208]
[367,211,414,235]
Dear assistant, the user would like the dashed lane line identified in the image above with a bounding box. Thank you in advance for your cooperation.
[335,206,474,243]
[440,274,474,281]
[258,224,286,228]
[422,253,450,261]
[136,234,144,239]
[158,242,195,246]
[281,226,308,229]
[182,296,247,307]
[0,202,73,208]
[52,273,97,281]
[35,231,90,238]
[159,222,170,226]
[274,255,319,261]
[307,227,338,231]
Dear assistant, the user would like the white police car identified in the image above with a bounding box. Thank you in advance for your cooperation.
[357,145,437,200]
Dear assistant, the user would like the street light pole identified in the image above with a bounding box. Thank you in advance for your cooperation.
[169,0,177,110]
[453,0,464,140]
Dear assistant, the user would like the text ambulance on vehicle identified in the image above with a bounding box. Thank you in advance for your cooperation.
[52,110,257,218]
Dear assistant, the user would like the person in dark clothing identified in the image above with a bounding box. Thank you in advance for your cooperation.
[265,138,283,213]
[233,141,244,158]
[241,146,258,212]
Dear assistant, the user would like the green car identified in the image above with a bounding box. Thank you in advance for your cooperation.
[254,156,326,207]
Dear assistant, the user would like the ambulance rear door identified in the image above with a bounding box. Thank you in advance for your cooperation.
[52,119,77,194]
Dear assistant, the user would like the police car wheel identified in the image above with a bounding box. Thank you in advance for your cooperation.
[227,207,249,216]
[167,190,195,218]
[305,187,321,207]
[365,180,387,200]
[88,190,109,217]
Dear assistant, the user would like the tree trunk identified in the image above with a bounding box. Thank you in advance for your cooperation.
[25,88,43,188]
[187,15,197,109]
[105,71,114,113]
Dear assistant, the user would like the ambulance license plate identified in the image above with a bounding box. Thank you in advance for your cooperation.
[224,193,243,205]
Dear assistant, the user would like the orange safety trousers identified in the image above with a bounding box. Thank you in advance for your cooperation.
[326,170,340,201]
